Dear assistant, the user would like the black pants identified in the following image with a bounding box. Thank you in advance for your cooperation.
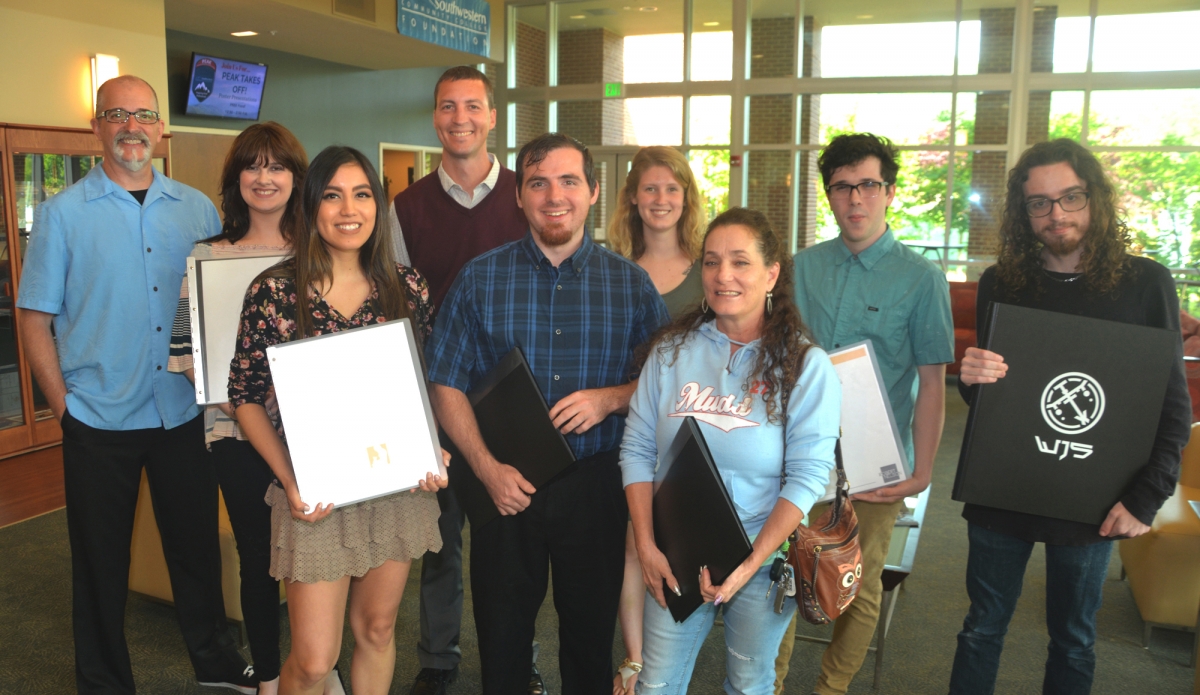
[62,411,228,694]
[470,449,627,695]
[211,438,281,681]
[417,484,466,669]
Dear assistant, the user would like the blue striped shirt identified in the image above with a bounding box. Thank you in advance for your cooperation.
[426,232,670,459]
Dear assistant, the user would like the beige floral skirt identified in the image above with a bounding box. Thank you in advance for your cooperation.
[266,483,442,583]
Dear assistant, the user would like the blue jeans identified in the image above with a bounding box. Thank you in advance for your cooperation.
[948,523,1112,695]
[637,563,794,695]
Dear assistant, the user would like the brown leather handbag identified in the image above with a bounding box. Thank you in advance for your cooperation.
[787,443,863,625]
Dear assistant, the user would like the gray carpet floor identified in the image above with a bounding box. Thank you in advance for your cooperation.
[0,392,1195,693]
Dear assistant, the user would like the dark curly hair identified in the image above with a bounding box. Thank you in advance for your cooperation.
[994,139,1133,298]
[638,207,814,424]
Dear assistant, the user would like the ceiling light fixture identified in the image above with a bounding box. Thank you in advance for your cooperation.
[855,14,873,19]
[639,6,658,12]
[231,30,258,37]
[570,14,586,19]
[703,21,720,26]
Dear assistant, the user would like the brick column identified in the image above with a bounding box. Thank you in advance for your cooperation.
[555,28,626,146]
[514,21,547,148]
[747,15,819,247]
[968,7,1056,258]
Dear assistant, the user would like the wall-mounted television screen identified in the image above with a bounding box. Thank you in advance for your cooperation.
[185,53,268,120]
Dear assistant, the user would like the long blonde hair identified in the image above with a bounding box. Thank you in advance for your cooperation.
[607,147,706,261]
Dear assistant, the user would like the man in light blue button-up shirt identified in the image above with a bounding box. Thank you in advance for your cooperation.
[775,134,954,695]
[16,76,252,694]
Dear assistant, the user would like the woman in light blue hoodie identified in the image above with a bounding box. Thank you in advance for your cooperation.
[620,207,841,695]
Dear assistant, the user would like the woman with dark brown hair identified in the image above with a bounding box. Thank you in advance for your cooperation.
[169,121,310,694]
[618,207,840,694]
[229,146,447,695]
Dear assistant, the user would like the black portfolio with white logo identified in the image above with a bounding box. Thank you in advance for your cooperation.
[952,303,1176,525]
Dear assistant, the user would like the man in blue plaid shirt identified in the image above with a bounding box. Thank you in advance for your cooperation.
[426,132,669,695]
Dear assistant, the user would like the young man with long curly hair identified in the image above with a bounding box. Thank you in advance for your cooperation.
[950,139,1191,694]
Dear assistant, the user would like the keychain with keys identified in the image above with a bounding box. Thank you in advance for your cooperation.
[766,557,786,598]
[784,564,797,597]
[773,564,792,614]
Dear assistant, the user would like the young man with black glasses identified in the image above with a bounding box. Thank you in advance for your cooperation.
[775,133,954,695]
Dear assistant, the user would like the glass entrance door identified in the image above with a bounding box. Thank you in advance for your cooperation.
[587,151,637,248]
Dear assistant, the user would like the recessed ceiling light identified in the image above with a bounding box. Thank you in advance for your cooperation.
[639,6,658,11]
[855,14,873,19]
[231,30,258,37]
[570,14,586,19]
[752,54,764,59]
[703,21,720,26]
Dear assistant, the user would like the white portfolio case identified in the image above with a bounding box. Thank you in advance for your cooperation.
[187,249,288,405]
[266,320,445,508]
[819,341,909,502]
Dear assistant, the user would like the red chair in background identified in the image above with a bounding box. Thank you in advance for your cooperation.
[948,281,978,376]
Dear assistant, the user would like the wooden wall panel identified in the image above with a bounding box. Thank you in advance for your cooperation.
[169,132,235,213]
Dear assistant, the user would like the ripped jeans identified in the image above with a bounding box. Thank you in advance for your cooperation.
[637,563,795,695]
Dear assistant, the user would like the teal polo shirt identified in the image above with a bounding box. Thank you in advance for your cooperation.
[17,164,218,430]
[793,228,954,471]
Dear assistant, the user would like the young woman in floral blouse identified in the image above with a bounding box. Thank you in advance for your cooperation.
[228,145,448,695]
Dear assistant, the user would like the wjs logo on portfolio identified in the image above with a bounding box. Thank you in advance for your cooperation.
[1035,372,1103,460]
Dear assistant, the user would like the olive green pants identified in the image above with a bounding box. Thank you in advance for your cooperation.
[774,499,904,695]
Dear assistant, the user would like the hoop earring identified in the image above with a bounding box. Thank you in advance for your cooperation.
[766,291,773,315]
[701,297,709,313]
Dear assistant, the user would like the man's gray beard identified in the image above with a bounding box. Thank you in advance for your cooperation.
[112,132,152,173]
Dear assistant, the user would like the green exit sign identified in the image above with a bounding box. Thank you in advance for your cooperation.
[604,82,622,98]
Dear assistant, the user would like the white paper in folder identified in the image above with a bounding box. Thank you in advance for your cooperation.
[266,320,445,509]
[187,249,288,405]
[818,341,908,503]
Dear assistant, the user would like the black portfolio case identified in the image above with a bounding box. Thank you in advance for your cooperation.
[444,347,576,528]
[953,303,1176,525]
[653,417,753,622]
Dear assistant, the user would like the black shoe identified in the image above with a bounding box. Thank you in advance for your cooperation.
[195,649,257,695]
[410,666,459,695]
[529,664,546,695]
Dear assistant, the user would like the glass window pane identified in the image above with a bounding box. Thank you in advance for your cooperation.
[559,0,691,85]
[1049,11,1091,73]
[556,99,630,146]
[626,97,683,145]
[890,151,959,252]
[1044,91,1086,142]
[691,0,732,81]
[749,0,797,78]
[0,157,22,431]
[689,95,730,145]
[512,102,547,149]
[808,0,957,78]
[745,150,793,244]
[1110,151,1200,268]
[513,5,547,88]
[959,0,1017,75]
[818,93,953,145]
[1088,90,1200,147]
[952,151,976,272]
[1093,9,1200,73]
[687,150,729,220]
[748,95,794,145]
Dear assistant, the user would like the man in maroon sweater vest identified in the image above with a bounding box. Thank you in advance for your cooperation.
[388,67,532,695]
